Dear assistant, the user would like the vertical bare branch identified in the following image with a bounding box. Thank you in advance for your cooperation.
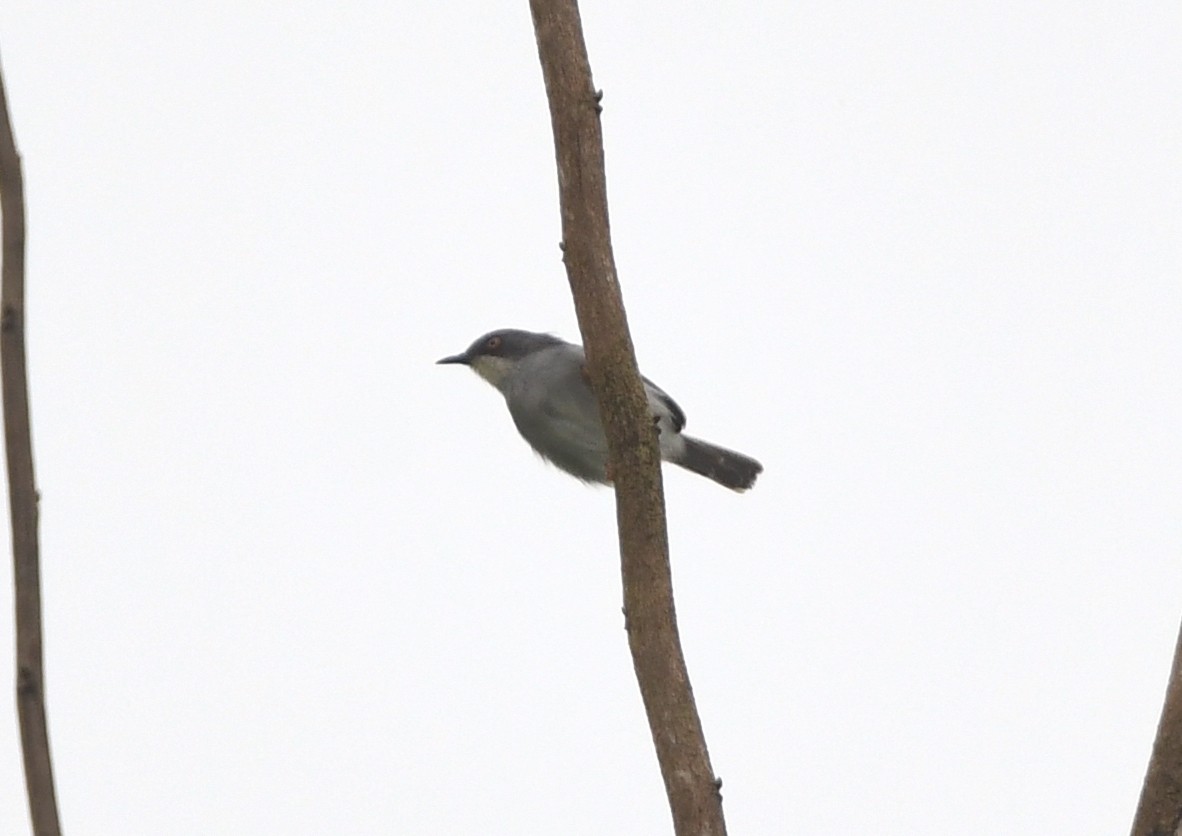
[1131,621,1182,836]
[0,50,63,836]
[527,3,727,833]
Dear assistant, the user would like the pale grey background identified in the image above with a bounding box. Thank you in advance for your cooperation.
[1,3,1180,834]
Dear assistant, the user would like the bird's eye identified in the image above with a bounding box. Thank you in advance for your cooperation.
[486,336,502,352]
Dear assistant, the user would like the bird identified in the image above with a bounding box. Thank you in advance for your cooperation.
[437,329,762,491]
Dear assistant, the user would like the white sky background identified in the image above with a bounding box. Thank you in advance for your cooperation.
[0,2,1179,834]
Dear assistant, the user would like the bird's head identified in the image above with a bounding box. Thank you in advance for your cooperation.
[437,329,566,390]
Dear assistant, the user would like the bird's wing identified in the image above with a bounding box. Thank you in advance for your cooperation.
[641,375,686,433]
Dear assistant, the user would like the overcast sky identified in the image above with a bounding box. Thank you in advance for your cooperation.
[1,3,1180,834]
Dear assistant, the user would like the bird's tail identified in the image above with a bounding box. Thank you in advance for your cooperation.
[674,436,763,492]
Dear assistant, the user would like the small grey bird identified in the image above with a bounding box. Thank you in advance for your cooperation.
[438,329,762,491]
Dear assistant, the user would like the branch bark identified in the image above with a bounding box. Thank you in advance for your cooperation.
[0,51,63,836]
[528,3,726,833]
[1131,620,1182,836]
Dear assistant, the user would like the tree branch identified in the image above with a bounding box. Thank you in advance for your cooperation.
[527,3,727,833]
[1131,620,1182,836]
[0,49,63,836]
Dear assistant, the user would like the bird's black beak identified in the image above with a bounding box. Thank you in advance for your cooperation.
[436,352,470,366]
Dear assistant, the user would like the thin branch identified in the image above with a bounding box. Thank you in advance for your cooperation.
[1131,620,1182,836]
[527,3,727,833]
[0,50,63,836]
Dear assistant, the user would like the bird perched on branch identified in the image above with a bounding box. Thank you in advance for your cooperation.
[438,329,762,492]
